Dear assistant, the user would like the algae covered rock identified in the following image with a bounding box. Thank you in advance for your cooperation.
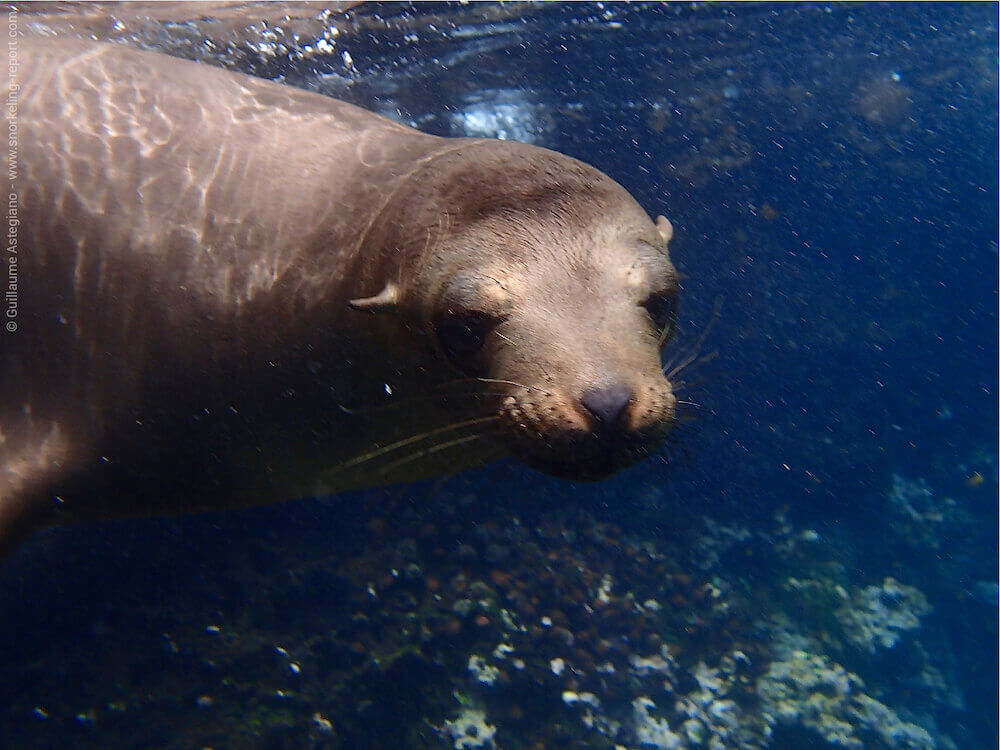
[835,577,931,654]
[441,707,497,749]
[758,649,934,749]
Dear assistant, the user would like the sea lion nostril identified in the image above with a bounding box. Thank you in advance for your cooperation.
[580,384,633,426]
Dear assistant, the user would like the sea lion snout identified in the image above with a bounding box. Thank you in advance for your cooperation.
[579,383,633,427]
[496,360,677,480]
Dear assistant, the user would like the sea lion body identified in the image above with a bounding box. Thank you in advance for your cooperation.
[1,37,679,555]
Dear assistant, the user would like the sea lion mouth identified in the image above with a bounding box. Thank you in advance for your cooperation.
[496,381,675,480]
[503,426,665,481]
[512,442,656,481]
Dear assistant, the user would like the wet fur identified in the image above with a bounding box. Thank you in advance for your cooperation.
[1,36,678,557]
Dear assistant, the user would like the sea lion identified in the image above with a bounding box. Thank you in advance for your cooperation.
[0,36,679,557]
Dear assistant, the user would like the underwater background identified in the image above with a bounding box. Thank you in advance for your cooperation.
[1,2,997,748]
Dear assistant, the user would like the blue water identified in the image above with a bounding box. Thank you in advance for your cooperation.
[2,3,996,748]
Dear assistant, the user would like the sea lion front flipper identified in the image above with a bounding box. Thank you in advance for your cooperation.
[0,423,73,559]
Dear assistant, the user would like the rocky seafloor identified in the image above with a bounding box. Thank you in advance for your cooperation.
[2,457,995,750]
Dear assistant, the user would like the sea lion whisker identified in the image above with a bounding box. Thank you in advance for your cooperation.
[666,350,719,381]
[473,377,554,397]
[330,415,502,475]
[662,296,723,377]
[663,349,699,379]
[496,331,517,347]
[670,378,698,394]
[374,428,507,479]
[432,377,504,394]
[670,366,720,396]
[337,389,510,417]
[663,344,717,380]
[442,377,554,397]
[657,318,676,349]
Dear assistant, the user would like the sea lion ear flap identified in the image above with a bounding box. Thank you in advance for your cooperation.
[655,216,674,246]
[349,283,399,313]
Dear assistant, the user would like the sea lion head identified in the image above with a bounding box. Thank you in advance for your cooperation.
[355,141,679,480]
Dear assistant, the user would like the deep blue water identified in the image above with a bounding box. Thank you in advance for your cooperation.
[2,3,997,748]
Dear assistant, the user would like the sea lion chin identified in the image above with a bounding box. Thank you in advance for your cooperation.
[0,36,680,557]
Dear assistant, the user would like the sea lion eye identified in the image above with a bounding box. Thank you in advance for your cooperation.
[434,308,499,365]
[642,290,678,341]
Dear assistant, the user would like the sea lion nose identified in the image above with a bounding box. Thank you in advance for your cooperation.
[580,383,632,427]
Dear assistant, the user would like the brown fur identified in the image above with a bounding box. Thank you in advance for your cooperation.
[1,36,678,557]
